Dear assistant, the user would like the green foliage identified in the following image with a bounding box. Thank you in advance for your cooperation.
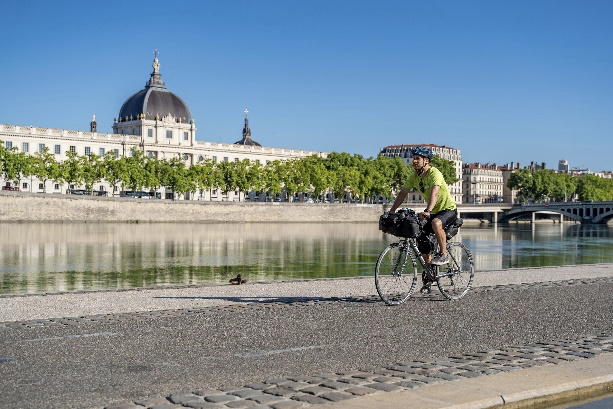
[576,175,613,201]
[507,168,611,203]
[0,144,475,202]
[431,155,458,185]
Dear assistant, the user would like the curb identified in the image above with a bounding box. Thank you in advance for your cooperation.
[485,376,613,409]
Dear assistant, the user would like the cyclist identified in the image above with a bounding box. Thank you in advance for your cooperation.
[388,146,457,268]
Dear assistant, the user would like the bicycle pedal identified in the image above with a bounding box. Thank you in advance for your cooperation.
[419,285,431,294]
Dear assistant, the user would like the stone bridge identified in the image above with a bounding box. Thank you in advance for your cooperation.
[457,202,613,224]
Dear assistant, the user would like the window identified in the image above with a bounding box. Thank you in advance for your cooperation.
[212,156,217,162]
[5,141,12,149]
[54,145,61,154]
[223,157,229,162]
[69,146,76,154]
[166,130,173,139]
[99,148,105,156]
[85,147,91,156]
[22,142,29,153]
[54,184,60,190]
[130,151,135,157]
[148,129,153,138]
[198,155,204,161]
[183,154,189,161]
[22,182,28,189]
[38,143,45,153]
[38,183,44,189]
[234,158,239,163]
[183,132,189,141]
[148,152,153,158]
[99,186,105,191]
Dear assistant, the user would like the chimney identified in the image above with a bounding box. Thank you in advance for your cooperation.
[90,114,97,133]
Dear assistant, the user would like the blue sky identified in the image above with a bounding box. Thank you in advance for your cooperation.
[1,0,612,172]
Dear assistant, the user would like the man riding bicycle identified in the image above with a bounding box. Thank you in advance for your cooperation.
[388,146,457,267]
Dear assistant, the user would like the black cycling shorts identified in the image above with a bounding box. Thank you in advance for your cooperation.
[417,209,458,254]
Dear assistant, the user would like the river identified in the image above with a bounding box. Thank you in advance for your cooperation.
[0,222,611,295]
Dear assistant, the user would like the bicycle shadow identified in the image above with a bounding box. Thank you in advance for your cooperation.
[153,295,378,305]
[153,293,447,306]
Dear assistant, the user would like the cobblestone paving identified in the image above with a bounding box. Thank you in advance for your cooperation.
[2,277,612,409]
[99,333,613,409]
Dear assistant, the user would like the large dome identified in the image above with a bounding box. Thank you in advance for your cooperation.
[117,56,192,123]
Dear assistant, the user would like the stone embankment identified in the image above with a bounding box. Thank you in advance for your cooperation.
[0,191,383,223]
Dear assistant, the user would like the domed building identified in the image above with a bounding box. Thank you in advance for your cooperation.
[0,53,326,200]
[112,53,196,149]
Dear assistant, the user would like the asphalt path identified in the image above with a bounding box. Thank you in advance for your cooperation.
[0,276,612,408]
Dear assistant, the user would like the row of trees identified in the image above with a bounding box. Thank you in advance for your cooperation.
[507,168,613,202]
[0,142,459,202]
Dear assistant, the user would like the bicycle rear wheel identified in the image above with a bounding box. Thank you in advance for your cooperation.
[436,242,474,300]
[375,242,417,305]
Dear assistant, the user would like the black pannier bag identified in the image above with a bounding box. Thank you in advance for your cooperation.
[379,209,421,238]
[445,217,463,240]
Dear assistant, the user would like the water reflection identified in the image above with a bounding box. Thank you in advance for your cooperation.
[0,223,611,294]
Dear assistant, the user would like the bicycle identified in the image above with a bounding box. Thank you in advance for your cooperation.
[375,208,474,305]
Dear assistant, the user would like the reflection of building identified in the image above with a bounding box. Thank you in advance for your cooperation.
[0,54,325,200]
[462,163,503,204]
[379,144,463,204]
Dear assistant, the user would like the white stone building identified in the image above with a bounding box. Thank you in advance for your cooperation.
[0,55,326,201]
[462,163,504,204]
[379,143,463,204]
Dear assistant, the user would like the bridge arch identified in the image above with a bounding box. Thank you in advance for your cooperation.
[499,209,582,223]
[594,208,613,224]
[500,202,613,224]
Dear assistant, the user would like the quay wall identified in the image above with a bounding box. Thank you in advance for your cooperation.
[0,192,384,223]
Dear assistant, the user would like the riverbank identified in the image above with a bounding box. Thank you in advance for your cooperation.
[2,263,612,322]
[0,191,383,223]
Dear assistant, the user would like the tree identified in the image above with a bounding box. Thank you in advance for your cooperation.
[31,147,57,193]
[246,160,265,198]
[61,151,84,192]
[577,174,613,201]
[431,155,458,185]
[1,144,33,190]
[80,154,104,192]
[232,159,250,201]
[263,160,283,199]
[189,158,216,200]
[120,150,147,192]
[507,169,534,203]
[102,152,125,196]
[165,157,194,200]
[301,155,329,202]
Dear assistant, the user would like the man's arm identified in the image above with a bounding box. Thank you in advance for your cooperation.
[420,185,440,219]
[389,188,409,213]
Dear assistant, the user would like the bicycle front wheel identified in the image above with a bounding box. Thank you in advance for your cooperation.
[375,243,417,305]
[436,242,474,300]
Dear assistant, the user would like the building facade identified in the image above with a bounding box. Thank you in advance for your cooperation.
[462,163,504,204]
[379,144,463,204]
[0,55,326,201]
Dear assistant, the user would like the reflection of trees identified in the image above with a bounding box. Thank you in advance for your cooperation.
[0,223,386,294]
[1,223,611,294]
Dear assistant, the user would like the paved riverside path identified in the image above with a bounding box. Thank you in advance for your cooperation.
[0,264,612,408]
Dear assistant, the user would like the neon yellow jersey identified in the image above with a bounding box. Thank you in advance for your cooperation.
[405,166,456,213]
